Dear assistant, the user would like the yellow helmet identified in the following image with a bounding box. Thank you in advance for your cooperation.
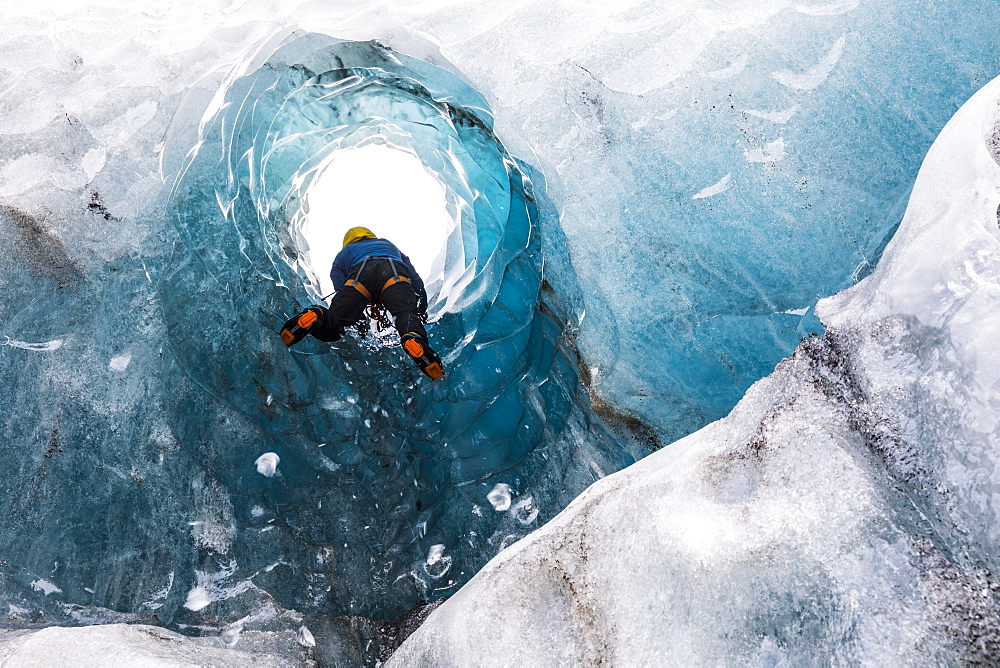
[343,226,376,247]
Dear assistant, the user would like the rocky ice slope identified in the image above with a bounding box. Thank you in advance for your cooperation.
[390,75,1000,665]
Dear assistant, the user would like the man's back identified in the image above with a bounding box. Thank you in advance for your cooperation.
[331,238,414,290]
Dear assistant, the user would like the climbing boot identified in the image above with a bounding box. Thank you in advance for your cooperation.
[401,333,445,380]
[280,306,325,346]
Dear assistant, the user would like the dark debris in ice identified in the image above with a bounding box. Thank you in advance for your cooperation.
[0,205,83,288]
[86,190,121,222]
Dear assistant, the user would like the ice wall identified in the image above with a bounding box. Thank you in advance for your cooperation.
[0,24,634,629]
[391,75,1000,665]
[158,31,633,618]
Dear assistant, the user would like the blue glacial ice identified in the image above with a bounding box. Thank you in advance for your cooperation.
[392,73,1000,665]
[0,0,999,663]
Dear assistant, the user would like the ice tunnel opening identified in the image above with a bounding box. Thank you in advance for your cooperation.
[296,143,453,300]
[157,33,636,621]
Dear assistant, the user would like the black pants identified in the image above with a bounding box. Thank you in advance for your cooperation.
[310,259,427,343]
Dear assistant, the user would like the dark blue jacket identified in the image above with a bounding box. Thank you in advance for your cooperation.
[331,238,426,306]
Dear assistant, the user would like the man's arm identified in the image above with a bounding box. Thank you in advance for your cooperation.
[330,249,348,292]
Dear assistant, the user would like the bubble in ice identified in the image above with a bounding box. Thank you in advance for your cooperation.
[510,496,539,525]
[220,625,241,646]
[109,353,131,371]
[424,544,452,579]
[254,453,279,477]
[487,483,512,511]
[427,544,446,565]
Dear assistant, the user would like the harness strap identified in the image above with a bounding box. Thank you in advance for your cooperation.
[381,275,411,293]
[346,275,411,302]
[345,278,372,301]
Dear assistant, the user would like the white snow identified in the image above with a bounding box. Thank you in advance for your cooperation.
[109,353,132,371]
[254,452,279,477]
[0,624,295,666]
[486,483,511,511]
[183,586,212,612]
[0,153,57,197]
[183,561,258,613]
[82,148,107,181]
[30,579,61,596]
[795,0,860,16]
[1,337,64,352]
[426,544,446,565]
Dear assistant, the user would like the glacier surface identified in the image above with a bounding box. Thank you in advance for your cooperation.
[392,73,1000,665]
[0,0,998,662]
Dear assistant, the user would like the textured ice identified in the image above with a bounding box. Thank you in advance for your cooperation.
[0,0,998,661]
[0,624,301,666]
[391,75,1000,664]
[0,8,632,633]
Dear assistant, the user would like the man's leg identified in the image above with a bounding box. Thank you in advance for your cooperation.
[380,282,443,379]
[380,282,427,341]
[309,288,369,342]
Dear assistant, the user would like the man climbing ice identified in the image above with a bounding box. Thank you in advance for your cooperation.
[280,226,445,380]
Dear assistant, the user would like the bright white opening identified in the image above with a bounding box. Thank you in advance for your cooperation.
[300,144,452,299]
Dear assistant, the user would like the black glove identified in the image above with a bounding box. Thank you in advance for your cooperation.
[280,306,325,346]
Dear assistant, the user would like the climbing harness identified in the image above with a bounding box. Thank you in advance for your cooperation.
[283,257,444,379]
[337,257,412,336]
[342,257,411,302]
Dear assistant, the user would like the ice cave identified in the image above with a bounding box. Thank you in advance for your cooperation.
[1,0,999,665]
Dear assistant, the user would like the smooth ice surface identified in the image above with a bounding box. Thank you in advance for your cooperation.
[392,75,1000,665]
